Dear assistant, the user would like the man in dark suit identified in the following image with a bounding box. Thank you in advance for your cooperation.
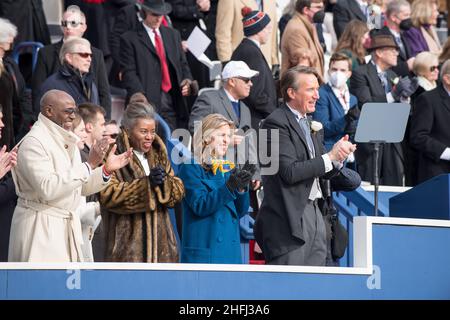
[119,0,195,130]
[410,60,450,184]
[350,34,417,186]
[189,61,260,189]
[376,0,413,78]
[255,66,356,266]
[333,0,368,39]
[231,6,278,131]
[31,5,111,118]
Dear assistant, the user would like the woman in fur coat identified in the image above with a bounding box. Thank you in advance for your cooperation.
[100,102,184,262]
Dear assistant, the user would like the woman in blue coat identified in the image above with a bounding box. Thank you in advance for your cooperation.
[178,113,255,264]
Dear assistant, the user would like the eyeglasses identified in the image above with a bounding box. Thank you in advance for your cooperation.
[72,52,92,58]
[105,133,118,139]
[61,20,85,28]
[235,77,252,84]
[63,108,77,115]
[430,65,439,72]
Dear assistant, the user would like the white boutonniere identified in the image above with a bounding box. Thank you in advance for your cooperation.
[310,120,323,133]
[391,77,400,86]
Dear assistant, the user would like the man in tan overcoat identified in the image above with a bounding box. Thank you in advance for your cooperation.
[8,90,132,262]
[215,0,278,68]
[280,0,325,77]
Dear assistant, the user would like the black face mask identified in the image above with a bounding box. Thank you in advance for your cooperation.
[399,18,413,31]
[313,10,325,24]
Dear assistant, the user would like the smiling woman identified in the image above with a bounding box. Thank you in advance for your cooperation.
[178,113,255,264]
[99,101,184,263]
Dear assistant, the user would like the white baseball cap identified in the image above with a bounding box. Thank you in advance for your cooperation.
[221,61,259,80]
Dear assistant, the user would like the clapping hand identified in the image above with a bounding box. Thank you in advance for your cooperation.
[88,137,110,168]
[0,145,17,179]
[104,144,133,172]
[149,165,166,186]
[328,135,357,162]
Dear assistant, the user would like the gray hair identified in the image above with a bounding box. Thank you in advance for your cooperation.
[121,101,156,130]
[0,18,18,43]
[386,0,411,18]
[440,60,450,81]
[64,5,86,22]
[59,37,91,64]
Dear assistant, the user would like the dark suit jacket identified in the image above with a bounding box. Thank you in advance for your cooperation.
[333,0,367,39]
[189,88,251,134]
[410,85,450,184]
[231,38,278,130]
[120,24,193,126]
[254,104,337,261]
[31,40,111,117]
[378,26,412,77]
[350,62,404,185]
[109,4,140,67]
[312,83,358,151]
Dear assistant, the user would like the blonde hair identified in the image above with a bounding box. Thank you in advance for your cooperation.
[413,51,438,76]
[192,113,235,166]
[411,0,438,27]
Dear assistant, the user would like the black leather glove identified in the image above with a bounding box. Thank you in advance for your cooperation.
[345,106,360,122]
[149,165,166,186]
[272,64,280,81]
[392,76,419,101]
[241,162,257,176]
[226,168,253,192]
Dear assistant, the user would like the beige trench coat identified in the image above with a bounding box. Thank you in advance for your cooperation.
[215,0,279,66]
[8,114,108,262]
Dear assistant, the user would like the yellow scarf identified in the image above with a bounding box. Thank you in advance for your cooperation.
[210,159,235,175]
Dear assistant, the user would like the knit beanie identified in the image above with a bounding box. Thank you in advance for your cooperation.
[241,6,271,37]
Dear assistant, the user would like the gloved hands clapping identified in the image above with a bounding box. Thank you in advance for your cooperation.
[392,76,419,101]
[149,165,166,186]
[225,162,257,192]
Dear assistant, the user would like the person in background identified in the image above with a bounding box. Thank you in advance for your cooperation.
[215,0,278,70]
[32,5,111,118]
[333,0,368,39]
[70,113,101,262]
[335,20,370,71]
[231,7,278,131]
[104,119,120,144]
[178,113,255,263]
[99,101,184,262]
[410,60,450,184]
[0,104,18,261]
[313,53,359,152]
[0,18,29,148]
[375,0,414,78]
[34,37,101,114]
[119,0,196,130]
[349,34,418,186]
[404,52,440,186]
[402,0,441,58]
[280,0,325,77]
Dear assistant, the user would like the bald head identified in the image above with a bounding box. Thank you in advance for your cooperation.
[40,90,77,130]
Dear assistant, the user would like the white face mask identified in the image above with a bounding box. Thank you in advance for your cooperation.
[329,71,348,88]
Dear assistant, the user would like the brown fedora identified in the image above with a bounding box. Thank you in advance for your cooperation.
[368,34,399,51]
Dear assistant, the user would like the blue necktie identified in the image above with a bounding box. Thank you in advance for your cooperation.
[231,101,240,120]
[378,71,391,94]
[298,116,315,157]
